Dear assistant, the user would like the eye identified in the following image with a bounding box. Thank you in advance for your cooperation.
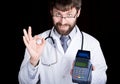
[67,14,73,17]
[55,13,61,17]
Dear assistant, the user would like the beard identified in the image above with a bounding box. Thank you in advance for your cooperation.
[54,22,76,35]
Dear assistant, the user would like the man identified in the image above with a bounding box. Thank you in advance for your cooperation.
[18,0,108,84]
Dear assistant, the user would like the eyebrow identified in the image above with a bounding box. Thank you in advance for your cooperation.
[54,9,74,14]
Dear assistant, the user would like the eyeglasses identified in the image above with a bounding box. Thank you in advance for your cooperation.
[52,11,78,19]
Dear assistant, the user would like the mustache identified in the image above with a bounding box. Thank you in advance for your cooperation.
[56,23,69,26]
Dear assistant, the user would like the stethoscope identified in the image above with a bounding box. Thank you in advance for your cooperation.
[41,29,84,66]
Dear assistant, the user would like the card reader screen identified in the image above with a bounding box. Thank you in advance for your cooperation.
[75,61,88,67]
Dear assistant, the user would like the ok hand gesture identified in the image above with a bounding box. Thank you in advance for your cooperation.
[23,26,46,66]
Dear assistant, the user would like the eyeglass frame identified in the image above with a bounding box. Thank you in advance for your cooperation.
[52,10,78,19]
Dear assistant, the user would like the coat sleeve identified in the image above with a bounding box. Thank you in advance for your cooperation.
[90,40,108,84]
[18,49,40,84]
[83,32,108,84]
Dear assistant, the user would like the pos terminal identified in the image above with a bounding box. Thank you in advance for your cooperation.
[72,50,92,84]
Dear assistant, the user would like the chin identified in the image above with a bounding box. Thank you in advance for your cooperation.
[60,29,69,35]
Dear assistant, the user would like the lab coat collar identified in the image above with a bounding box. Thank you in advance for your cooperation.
[50,25,83,54]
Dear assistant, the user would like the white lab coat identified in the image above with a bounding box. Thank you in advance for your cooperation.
[18,26,108,84]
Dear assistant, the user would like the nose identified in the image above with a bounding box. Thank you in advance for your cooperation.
[60,17,67,25]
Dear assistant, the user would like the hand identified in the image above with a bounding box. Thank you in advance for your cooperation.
[23,26,46,66]
[70,61,74,75]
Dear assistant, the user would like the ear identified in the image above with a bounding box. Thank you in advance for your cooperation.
[76,8,81,17]
[50,10,53,15]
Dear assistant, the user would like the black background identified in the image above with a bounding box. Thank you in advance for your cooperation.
[16,0,120,84]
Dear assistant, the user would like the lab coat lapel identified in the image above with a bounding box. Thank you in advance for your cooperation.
[66,29,83,55]
[50,29,65,54]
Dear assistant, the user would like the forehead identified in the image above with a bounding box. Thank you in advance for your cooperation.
[53,7,77,13]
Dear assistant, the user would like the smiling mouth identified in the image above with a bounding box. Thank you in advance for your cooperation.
[59,25,68,28]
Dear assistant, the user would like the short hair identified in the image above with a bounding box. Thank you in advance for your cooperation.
[49,0,82,11]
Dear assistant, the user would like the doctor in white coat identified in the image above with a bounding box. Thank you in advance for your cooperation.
[18,0,108,84]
